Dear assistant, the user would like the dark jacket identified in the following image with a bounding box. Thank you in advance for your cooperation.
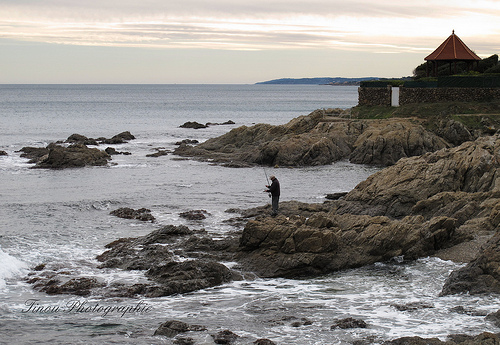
[267,178,280,197]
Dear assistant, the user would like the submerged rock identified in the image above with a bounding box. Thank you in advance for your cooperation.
[179,209,210,220]
[331,317,367,329]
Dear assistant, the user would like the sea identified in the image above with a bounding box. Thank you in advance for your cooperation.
[0,84,498,345]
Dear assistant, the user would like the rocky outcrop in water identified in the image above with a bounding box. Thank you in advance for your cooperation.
[0,150,7,156]
[29,224,238,298]
[174,109,451,167]
[31,143,111,169]
[110,207,156,222]
[66,131,135,145]
[383,332,500,345]
[235,134,500,278]
[179,120,235,129]
[19,131,135,169]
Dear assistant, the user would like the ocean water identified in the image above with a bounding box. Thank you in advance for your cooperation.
[0,84,498,345]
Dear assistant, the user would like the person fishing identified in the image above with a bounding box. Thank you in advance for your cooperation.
[265,175,280,216]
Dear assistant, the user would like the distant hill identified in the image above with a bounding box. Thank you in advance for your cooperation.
[256,77,379,85]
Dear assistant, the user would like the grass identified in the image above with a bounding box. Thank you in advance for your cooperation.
[350,101,500,133]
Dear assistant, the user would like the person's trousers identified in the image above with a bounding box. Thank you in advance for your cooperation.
[271,195,279,216]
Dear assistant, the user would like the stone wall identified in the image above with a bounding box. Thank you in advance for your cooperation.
[358,86,500,106]
[399,87,500,105]
[358,86,391,106]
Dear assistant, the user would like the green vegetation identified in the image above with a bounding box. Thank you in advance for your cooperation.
[351,101,500,134]
[353,101,500,119]
[413,54,500,78]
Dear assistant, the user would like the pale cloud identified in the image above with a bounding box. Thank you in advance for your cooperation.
[0,0,499,83]
[1,0,499,54]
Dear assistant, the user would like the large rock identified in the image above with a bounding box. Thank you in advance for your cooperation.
[32,143,111,169]
[237,213,457,277]
[349,119,449,165]
[336,135,500,218]
[174,110,452,167]
[110,207,155,222]
[441,229,500,295]
[236,134,500,278]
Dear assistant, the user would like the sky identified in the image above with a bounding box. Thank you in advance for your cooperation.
[1,0,499,84]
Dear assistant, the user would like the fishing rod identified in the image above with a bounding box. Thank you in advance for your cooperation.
[260,153,271,197]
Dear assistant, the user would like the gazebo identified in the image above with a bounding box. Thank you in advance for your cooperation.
[424,30,481,77]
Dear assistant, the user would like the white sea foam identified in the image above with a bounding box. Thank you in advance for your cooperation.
[0,246,28,289]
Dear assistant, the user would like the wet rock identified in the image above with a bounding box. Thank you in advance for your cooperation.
[96,241,173,270]
[486,310,500,327]
[450,306,488,316]
[385,332,500,345]
[179,209,210,220]
[153,320,206,337]
[99,131,136,144]
[66,133,98,146]
[173,337,195,345]
[440,229,500,295]
[105,147,131,155]
[18,146,50,163]
[33,263,46,271]
[383,336,444,345]
[325,192,348,200]
[175,139,199,145]
[212,329,239,344]
[0,150,7,156]
[391,302,434,311]
[66,131,135,145]
[290,318,313,327]
[38,277,105,296]
[146,149,169,157]
[206,120,235,126]
[237,213,457,277]
[32,143,111,169]
[110,207,155,222]
[254,339,277,345]
[330,317,367,329]
[180,121,207,129]
[142,224,194,244]
[144,260,233,297]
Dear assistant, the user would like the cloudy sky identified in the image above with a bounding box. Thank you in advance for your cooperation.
[1,0,499,83]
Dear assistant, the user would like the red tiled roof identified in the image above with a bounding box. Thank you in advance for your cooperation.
[425,30,481,61]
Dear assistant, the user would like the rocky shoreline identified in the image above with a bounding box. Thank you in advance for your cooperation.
[25,109,500,343]
[173,109,480,167]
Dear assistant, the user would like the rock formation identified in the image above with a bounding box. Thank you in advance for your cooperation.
[236,134,500,278]
[19,131,135,169]
[32,143,111,169]
[174,109,450,167]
